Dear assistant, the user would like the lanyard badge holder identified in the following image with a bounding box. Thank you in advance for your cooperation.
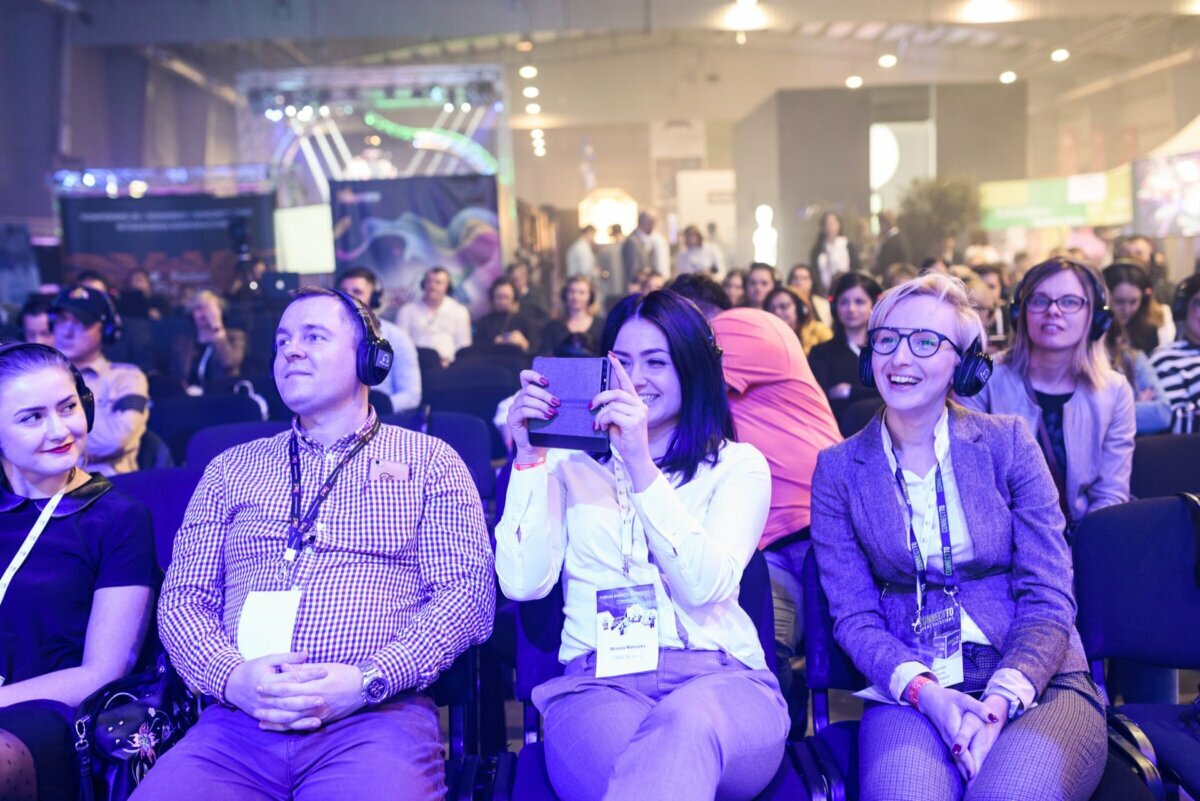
[893,460,965,688]
[239,420,381,661]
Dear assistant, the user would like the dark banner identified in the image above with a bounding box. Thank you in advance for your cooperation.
[331,175,501,317]
[59,193,275,299]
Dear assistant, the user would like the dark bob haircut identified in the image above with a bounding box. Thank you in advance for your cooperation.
[829,272,883,340]
[599,290,733,484]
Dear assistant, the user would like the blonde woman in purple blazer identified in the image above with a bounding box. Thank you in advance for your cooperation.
[811,273,1106,800]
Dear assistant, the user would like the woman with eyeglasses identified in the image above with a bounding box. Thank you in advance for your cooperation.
[811,273,1107,801]
[958,257,1135,529]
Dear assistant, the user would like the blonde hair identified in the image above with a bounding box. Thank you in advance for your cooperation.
[189,289,226,315]
[1004,258,1109,390]
[868,272,986,353]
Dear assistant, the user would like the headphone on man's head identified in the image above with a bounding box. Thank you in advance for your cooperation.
[420,268,454,295]
[1173,275,1200,323]
[859,334,993,398]
[338,267,383,311]
[1009,258,1112,342]
[49,287,124,345]
[0,342,96,431]
[333,291,394,386]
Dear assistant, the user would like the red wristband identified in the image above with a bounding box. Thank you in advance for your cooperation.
[906,674,936,707]
[513,456,546,471]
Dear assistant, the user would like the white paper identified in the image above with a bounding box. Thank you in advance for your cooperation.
[595,584,660,678]
[237,590,302,660]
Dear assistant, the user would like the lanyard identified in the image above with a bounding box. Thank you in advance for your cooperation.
[0,489,66,609]
[891,456,956,620]
[278,419,380,585]
[612,459,635,576]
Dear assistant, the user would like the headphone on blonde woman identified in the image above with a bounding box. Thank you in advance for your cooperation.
[0,342,96,430]
[858,334,992,397]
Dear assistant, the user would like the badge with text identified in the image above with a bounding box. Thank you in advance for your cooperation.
[237,589,302,660]
[369,458,410,482]
[914,597,964,688]
[595,584,659,678]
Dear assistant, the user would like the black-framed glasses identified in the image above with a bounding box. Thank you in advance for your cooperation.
[867,327,961,358]
[1026,293,1088,314]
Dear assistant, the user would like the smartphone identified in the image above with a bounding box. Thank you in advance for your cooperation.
[528,356,610,451]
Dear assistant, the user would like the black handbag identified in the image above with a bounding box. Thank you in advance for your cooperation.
[73,653,200,801]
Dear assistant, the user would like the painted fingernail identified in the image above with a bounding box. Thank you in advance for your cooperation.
[539,377,549,386]
[988,714,999,723]
[545,411,554,419]
[551,397,561,407]
[587,401,593,409]
[952,745,961,755]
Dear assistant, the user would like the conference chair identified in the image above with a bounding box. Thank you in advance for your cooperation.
[425,410,497,506]
[836,397,884,438]
[148,394,265,463]
[184,420,291,468]
[110,466,205,572]
[1075,495,1200,799]
[424,365,518,460]
[492,550,814,801]
[800,549,1164,801]
[1131,434,1200,498]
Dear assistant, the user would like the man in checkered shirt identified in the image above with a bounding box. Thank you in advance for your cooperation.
[134,288,494,801]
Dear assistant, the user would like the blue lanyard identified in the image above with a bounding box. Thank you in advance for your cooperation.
[279,419,380,582]
[891,457,957,609]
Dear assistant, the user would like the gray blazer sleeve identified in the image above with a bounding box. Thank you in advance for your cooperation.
[996,416,1078,694]
[810,448,919,691]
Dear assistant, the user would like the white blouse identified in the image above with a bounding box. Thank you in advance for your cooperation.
[494,441,772,671]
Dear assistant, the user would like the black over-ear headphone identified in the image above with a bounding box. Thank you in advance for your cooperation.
[420,268,454,295]
[332,290,394,386]
[1173,275,1200,323]
[1009,258,1112,342]
[859,334,993,397]
[0,342,95,430]
[338,268,383,310]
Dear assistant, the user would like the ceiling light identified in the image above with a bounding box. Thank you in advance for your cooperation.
[534,150,546,158]
[736,31,747,45]
[845,75,864,89]
[999,70,1017,84]
[525,102,541,115]
[519,65,538,79]
[523,86,540,99]
[960,0,1018,24]
[443,102,455,113]
[1051,48,1070,62]
[531,129,545,139]
[725,0,767,32]
[516,38,534,53]
[878,53,898,69]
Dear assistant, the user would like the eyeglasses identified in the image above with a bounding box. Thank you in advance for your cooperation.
[1026,294,1088,314]
[867,327,961,358]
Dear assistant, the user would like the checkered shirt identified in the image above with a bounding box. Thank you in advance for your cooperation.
[158,410,495,702]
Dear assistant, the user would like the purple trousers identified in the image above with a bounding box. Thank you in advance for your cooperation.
[129,693,444,801]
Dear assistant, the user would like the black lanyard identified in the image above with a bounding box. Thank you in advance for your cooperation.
[891,455,957,615]
[278,418,380,583]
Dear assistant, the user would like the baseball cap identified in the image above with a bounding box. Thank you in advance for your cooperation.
[50,285,114,327]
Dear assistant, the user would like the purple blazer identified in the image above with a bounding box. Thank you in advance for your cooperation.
[810,403,1090,697]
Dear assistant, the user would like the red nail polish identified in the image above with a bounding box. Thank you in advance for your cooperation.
[587,401,593,410]
[988,714,999,723]
[540,377,549,386]
[952,744,961,755]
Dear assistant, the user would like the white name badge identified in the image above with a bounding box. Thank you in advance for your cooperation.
[595,584,659,679]
[237,590,302,660]
[915,600,964,688]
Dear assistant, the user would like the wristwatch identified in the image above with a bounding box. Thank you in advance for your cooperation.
[358,661,390,706]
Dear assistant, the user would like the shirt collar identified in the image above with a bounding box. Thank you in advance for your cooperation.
[881,405,951,477]
[291,406,379,455]
[78,355,111,378]
[0,472,112,517]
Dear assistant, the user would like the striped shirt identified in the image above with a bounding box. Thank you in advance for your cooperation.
[1150,340,1200,421]
[158,409,495,702]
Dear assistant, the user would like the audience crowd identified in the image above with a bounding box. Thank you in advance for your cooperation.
[0,208,1198,801]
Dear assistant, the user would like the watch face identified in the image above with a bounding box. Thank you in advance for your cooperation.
[365,676,388,702]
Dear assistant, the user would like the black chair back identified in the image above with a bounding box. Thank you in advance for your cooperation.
[424,365,518,459]
[148,394,264,463]
[801,548,866,730]
[185,420,291,468]
[1131,433,1200,498]
[838,397,884,437]
[1074,496,1200,687]
[426,410,496,501]
[110,466,205,572]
